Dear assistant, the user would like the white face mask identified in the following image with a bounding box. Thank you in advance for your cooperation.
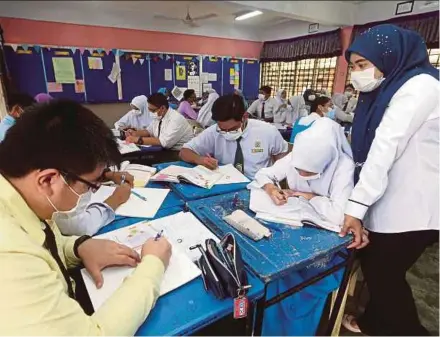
[47,177,92,225]
[344,91,353,99]
[298,173,321,181]
[132,109,142,116]
[221,128,243,141]
[351,67,385,92]
[258,94,265,101]
[308,94,316,101]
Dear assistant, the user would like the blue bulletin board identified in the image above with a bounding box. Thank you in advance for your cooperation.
[119,52,151,102]
[222,58,243,95]
[149,53,175,94]
[242,59,260,100]
[81,50,118,103]
[42,47,85,102]
[4,45,47,97]
[202,56,222,94]
[173,54,199,90]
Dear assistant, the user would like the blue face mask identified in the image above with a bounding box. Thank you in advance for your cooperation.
[325,108,336,120]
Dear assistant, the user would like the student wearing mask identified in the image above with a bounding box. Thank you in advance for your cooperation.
[0,92,35,143]
[340,25,439,335]
[114,95,152,131]
[178,89,198,120]
[180,94,288,179]
[343,84,358,113]
[34,93,54,103]
[234,89,249,110]
[126,93,193,151]
[247,85,277,122]
[251,118,355,335]
[303,88,316,113]
[197,89,219,128]
[0,99,171,335]
[289,96,334,143]
[273,89,289,124]
[285,95,308,127]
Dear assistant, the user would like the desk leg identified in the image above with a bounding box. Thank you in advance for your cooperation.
[253,286,267,336]
[325,250,356,335]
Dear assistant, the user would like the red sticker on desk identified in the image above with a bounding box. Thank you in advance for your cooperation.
[233,296,248,319]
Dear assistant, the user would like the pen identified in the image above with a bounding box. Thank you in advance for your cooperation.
[272,177,286,199]
[120,174,126,185]
[131,190,147,201]
[154,229,164,241]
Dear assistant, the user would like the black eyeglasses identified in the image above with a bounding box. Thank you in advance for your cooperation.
[60,171,101,193]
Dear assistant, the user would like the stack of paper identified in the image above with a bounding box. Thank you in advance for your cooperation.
[91,186,169,218]
[81,221,201,310]
[249,188,341,232]
[116,139,140,155]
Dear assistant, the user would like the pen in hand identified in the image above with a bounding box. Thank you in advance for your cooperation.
[120,173,147,201]
[154,230,164,241]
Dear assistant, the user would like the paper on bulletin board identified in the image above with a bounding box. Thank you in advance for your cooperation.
[229,68,235,76]
[176,65,186,81]
[47,82,63,93]
[234,64,240,71]
[52,57,76,83]
[164,69,172,81]
[88,57,103,70]
[75,79,85,93]
[203,83,212,92]
[187,76,200,97]
[208,73,217,82]
[108,62,121,84]
[201,73,209,84]
[234,78,240,86]
[234,84,239,90]
[230,77,235,85]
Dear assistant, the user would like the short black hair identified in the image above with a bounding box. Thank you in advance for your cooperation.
[0,100,121,179]
[212,94,245,122]
[311,96,331,113]
[259,86,272,95]
[183,89,195,101]
[147,93,169,109]
[7,92,35,111]
[345,84,355,91]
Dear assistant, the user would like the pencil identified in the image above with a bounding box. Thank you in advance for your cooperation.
[131,190,147,201]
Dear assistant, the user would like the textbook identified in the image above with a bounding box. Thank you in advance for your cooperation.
[150,164,249,189]
[119,161,157,187]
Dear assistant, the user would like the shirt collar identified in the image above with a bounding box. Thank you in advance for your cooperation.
[0,175,45,245]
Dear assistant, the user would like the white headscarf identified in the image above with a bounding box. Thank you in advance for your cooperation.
[290,118,352,196]
[286,95,308,124]
[197,90,219,128]
[131,95,149,115]
[275,89,286,104]
[117,95,152,130]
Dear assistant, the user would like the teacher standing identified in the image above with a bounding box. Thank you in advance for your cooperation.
[339,24,439,335]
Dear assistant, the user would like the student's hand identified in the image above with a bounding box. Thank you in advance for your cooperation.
[290,191,318,200]
[125,136,139,144]
[141,237,172,269]
[264,184,288,205]
[78,239,140,288]
[105,184,131,210]
[108,171,134,187]
[198,155,218,170]
[340,214,369,249]
[124,129,137,137]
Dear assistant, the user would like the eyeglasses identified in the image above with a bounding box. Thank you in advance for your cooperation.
[60,171,101,193]
[216,126,242,135]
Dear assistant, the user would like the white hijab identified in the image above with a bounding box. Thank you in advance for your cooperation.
[127,95,152,129]
[197,90,219,128]
[290,118,352,197]
[286,96,308,124]
[275,89,286,104]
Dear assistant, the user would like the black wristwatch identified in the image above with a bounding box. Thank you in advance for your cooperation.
[74,235,92,258]
[137,136,144,145]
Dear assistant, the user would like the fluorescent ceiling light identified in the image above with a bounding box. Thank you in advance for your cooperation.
[235,10,263,21]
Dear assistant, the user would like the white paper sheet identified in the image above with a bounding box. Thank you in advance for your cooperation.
[202,83,212,92]
[187,76,200,97]
[208,73,217,82]
[91,186,169,218]
[164,68,172,81]
[201,72,209,84]
[215,164,250,185]
[171,86,184,101]
[148,211,219,261]
[116,139,140,154]
[108,62,121,84]
[81,222,201,310]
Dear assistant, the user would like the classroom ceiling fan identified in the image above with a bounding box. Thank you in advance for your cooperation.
[153,5,218,28]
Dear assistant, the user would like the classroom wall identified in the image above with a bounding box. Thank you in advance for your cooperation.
[83,103,129,129]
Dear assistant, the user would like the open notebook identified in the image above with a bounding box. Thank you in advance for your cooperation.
[249,188,341,233]
[119,161,157,187]
[81,220,201,311]
[151,164,249,189]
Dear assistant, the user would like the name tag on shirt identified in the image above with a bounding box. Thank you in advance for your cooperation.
[251,140,264,153]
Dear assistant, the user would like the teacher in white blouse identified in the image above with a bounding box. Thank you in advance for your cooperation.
[340,25,439,335]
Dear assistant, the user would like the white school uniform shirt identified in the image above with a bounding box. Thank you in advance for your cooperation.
[253,118,354,225]
[247,97,277,119]
[147,107,194,151]
[182,119,288,179]
[345,74,439,233]
[55,203,115,236]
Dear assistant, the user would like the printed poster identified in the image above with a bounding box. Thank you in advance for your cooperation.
[201,73,209,84]
[88,57,103,70]
[187,61,198,76]
[176,65,186,80]
[208,73,217,82]
[52,57,76,83]
[164,69,172,81]
[47,82,63,93]
[187,76,200,97]
[75,79,85,93]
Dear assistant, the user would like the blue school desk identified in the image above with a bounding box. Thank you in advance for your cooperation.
[96,207,265,336]
[153,161,249,201]
[187,190,356,335]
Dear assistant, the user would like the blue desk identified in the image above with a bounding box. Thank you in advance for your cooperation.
[146,182,185,209]
[188,190,355,335]
[97,209,265,336]
[154,161,249,202]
